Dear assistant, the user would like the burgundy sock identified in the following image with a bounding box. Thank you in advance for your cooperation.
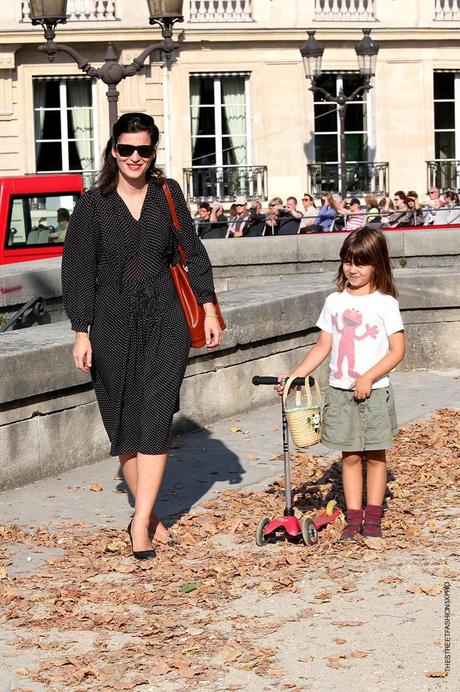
[339,509,363,541]
[363,504,383,537]
[346,509,364,526]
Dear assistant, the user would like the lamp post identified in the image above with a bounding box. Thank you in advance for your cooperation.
[30,0,184,130]
[300,29,379,199]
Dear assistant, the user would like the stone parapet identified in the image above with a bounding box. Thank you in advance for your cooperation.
[0,265,459,489]
[1,229,458,314]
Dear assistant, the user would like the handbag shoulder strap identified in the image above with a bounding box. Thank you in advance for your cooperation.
[162,179,181,232]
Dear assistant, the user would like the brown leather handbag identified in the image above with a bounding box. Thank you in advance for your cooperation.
[162,180,226,348]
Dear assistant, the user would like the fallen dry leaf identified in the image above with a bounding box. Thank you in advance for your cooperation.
[425,585,443,596]
[312,592,332,603]
[362,537,386,550]
[331,620,363,628]
[0,409,458,689]
[148,662,171,675]
[407,584,443,596]
[341,582,357,592]
[379,576,403,584]
[348,650,368,659]
[425,671,448,678]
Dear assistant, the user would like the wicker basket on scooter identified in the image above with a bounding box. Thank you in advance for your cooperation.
[282,376,322,448]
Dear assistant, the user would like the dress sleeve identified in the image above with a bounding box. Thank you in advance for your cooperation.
[61,191,98,333]
[167,178,216,304]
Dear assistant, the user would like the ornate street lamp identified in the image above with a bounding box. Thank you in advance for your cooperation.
[30,0,184,130]
[355,28,379,78]
[300,29,379,199]
[30,0,68,25]
[299,31,324,81]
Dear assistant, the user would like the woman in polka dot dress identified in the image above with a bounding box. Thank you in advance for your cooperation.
[62,113,222,559]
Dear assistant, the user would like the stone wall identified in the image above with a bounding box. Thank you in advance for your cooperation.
[1,263,459,490]
[1,229,458,319]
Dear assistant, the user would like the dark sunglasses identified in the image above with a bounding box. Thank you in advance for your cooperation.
[116,144,155,158]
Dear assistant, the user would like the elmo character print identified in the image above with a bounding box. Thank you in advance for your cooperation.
[331,309,379,379]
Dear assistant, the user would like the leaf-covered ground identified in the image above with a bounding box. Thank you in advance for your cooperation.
[0,409,459,690]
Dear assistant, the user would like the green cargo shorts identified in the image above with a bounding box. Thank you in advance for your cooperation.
[321,384,398,452]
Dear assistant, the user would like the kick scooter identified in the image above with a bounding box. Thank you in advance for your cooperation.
[252,375,342,547]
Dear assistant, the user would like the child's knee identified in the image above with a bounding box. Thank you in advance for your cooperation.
[342,452,363,466]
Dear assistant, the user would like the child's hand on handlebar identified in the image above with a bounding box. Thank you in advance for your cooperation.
[274,373,290,396]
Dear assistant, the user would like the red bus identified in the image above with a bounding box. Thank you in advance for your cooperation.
[0,174,83,265]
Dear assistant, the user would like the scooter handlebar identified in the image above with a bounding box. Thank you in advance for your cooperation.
[252,375,315,387]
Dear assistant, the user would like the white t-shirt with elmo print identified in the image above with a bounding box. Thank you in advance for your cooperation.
[316,290,404,390]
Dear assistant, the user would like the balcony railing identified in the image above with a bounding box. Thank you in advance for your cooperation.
[21,0,117,22]
[36,169,97,190]
[427,160,460,191]
[314,0,376,21]
[434,0,460,20]
[183,165,268,203]
[188,0,252,23]
[307,161,389,197]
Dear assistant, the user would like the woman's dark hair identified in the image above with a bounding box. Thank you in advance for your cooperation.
[394,190,407,204]
[336,226,398,298]
[445,190,459,204]
[96,112,162,195]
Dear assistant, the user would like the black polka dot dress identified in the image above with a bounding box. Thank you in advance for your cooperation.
[62,177,215,456]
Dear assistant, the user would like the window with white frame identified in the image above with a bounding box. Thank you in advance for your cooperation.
[33,77,97,178]
[314,73,368,163]
[190,74,249,168]
[434,72,460,160]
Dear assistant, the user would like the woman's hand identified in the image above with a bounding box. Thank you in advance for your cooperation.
[204,316,222,349]
[73,332,92,374]
[202,304,222,350]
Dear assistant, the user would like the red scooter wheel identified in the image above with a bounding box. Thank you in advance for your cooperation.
[256,517,270,546]
[301,517,318,546]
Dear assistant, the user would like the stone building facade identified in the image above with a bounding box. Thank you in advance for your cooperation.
[1,0,460,203]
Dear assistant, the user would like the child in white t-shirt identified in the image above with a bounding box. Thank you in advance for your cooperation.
[276,227,405,541]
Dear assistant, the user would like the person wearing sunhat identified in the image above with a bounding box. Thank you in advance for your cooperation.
[228,196,251,237]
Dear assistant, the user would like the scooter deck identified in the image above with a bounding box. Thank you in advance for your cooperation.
[263,515,302,538]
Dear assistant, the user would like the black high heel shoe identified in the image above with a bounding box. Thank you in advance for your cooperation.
[127,519,156,561]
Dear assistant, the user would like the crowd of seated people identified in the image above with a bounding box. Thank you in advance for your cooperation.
[193,187,460,237]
